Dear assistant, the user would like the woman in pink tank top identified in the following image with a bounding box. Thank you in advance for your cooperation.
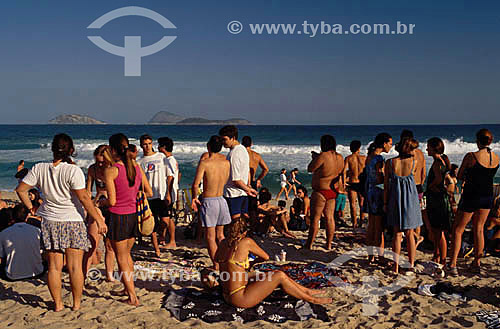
[104,133,152,306]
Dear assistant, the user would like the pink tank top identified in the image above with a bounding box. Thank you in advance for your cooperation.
[109,163,142,215]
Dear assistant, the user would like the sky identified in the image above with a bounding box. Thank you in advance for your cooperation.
[1,0,499,125]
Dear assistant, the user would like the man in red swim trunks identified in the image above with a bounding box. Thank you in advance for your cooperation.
[304,135,344,250]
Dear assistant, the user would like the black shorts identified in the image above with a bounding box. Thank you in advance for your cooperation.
[108,212,138,241]
[224,196,248,217]
[149,198,173,218]
[458,192,494,213]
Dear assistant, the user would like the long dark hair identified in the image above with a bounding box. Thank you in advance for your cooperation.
[427,137,451,171]
[109,133,136,187]
[51,133,75,164]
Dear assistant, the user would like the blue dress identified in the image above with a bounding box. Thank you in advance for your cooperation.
[386,157,423,230]
[365,155,385,216]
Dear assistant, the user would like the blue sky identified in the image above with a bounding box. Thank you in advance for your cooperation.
[1,0,499,124]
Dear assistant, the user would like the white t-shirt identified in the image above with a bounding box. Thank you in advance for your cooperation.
[0,222,44,280]
[280,173,287,183]
[23,162,86,222]
[138,152,168,200]
[224,144,250,198]
[165,155,179,203]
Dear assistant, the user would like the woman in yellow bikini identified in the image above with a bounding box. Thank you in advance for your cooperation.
[215,218,332,308]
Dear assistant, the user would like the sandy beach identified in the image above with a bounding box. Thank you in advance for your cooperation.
[1,190,499,328]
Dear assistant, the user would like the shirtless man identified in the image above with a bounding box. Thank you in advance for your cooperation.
[192,136,231,270]
[242,136,269,226]
[344,140,367,228]
[304,135,344,250]
[241,136,269,189]
[400,130,427,246]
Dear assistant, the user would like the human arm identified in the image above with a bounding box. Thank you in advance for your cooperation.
[419,152,426,183]
[457,153,473,182]
[139,166,153,198]
[383,160,390,211]
[15,181,36,215]
[86,165,94,197]
[191,161,205,212]
[104,167,118,207]
[73,189,107,234]
[307,151,323,173]
[246,238,269,261]
[255,156,269,188]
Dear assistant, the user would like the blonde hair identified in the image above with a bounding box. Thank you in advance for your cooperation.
[227,218,248,248]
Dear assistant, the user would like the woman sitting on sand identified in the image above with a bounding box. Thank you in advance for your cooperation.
[104,133,152,306]
[257,190,296,238]
[384,137,423,273]
[215,218,331,308]
[85,145,116,281]
[449,129,499,276]
[16,133,107,311]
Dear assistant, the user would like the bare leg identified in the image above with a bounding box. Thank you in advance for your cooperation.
[83,220,99,276]
[449,210,474,268]
[230,271,332,308]
[205,227,219,270]
[304,192,326,249]
[151,232,161,257]
[348,189,358,228]
[405,229,416,268]
[392,229,403,273]
[65,248,85,311]
[111,238,139,306]
[374,215,385,258]
[163,217,177,248]
[104,238,116,281]
[47,251,64,311]
[324,198,336,250]
[472,209,490,267]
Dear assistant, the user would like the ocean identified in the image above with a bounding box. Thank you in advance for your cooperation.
[1,125,499,194]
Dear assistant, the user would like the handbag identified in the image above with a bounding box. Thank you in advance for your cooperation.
[137,183,154,236]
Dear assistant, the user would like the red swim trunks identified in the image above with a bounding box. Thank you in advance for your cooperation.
[318,189,337,200]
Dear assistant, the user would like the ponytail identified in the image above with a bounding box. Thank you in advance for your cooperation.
[51,133,75,164]
[109,133,136,187]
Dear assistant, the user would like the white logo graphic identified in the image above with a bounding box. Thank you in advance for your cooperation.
[327,247,415,316]
[87,6,177,76]
[227,21,243,34]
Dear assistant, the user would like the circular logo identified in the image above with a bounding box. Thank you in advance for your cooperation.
[227,20,243,34]
[88,268,102,281]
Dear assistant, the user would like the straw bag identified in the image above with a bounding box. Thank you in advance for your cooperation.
[137,184,154,236]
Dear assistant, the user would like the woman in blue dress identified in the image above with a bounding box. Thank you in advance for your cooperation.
[384,137,423,274]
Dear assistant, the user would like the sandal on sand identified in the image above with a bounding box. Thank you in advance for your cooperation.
[447,266,459,277]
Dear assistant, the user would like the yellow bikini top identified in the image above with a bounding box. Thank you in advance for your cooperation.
[227,246,250,270]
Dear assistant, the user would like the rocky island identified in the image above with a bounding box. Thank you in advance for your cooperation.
[49,114,106,124]
[148,111,252,125]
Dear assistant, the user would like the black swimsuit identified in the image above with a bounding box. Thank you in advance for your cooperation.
[458,151,499,212]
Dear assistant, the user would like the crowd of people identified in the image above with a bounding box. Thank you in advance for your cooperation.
[0,126,498,312]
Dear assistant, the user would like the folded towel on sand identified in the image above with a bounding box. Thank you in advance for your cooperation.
[163,288,330,324]
[253,261,347,289]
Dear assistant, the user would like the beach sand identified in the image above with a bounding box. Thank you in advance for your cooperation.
[0,191,499,328]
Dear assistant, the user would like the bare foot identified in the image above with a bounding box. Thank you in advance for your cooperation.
[155,249,161,258]
[72,304,81,311]
[416,235,424,249]
[121,298,140,306]
[54,304,64,312]
[311,297,333,304]
[307,288,327,296]
[162,242,177,249]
